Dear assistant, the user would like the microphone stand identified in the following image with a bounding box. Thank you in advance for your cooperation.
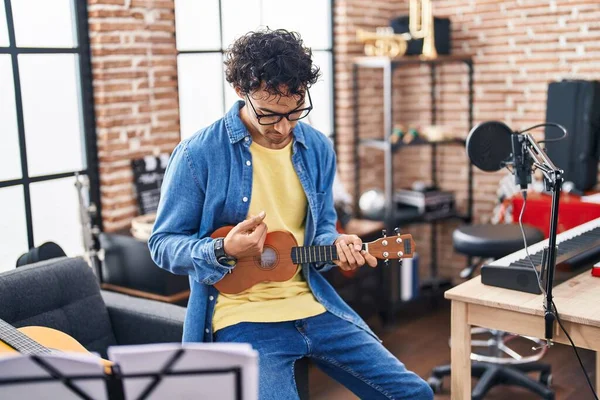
[517,132,564,342]
[75,173,103,284]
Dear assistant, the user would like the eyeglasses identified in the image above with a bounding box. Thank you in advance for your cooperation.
[245,90,313,126]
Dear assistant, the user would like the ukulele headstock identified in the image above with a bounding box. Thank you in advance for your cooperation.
[366,227,415,265]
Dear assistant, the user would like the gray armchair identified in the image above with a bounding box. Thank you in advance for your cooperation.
[0,257,186,358]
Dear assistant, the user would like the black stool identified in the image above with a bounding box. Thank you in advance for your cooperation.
[429,223,555,400]
[453,224,545,279]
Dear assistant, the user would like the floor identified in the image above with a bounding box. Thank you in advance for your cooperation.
[308,299,596,400]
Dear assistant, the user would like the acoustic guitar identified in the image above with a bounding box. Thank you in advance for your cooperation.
[0,318,112,373]
[212,227,415,294]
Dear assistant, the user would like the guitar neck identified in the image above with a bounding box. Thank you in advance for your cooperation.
[291,243,367,264]
[0,318,51,355]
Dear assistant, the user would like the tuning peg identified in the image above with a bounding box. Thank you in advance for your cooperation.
[394,227,402,243]
[384,259,389,266]
[382,229,387,237]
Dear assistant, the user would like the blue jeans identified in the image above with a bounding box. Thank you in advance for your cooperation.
[214,312,433,400]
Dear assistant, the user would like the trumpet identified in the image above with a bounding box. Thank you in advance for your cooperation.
[409,0,438,59]
[356,27,411,58]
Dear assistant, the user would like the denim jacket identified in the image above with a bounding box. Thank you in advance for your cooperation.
[149,101,377,343]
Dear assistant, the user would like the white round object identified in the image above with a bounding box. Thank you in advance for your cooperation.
[359,189,386,220]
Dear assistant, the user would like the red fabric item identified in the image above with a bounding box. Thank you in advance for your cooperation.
[511,191,600,238]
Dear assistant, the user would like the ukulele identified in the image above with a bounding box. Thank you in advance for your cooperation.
[211,227,415,294]
[0,318,112,373]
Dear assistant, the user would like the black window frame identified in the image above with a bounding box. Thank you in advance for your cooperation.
[0,0,102,251]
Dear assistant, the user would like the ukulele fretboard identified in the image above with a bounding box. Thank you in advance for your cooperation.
[0,318,51,355]
[291,244,366,264]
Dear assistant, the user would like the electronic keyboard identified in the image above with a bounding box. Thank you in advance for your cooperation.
[481,217,600,294]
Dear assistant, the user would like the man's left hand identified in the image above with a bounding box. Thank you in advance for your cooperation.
[333,234,378,271]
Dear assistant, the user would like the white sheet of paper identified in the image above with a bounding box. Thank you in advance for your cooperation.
[108,342,259,400]
[0,352,107,400]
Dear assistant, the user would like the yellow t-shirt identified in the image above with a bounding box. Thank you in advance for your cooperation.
[212,140,326,332]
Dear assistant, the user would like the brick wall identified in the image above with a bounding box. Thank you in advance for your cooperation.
[88,0,179,232]
[334,0,600,279]
[87,0,600,277]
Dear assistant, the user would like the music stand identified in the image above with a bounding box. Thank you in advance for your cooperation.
[0,353,108,400]
[0,343,259,400]
[109,342,258,400]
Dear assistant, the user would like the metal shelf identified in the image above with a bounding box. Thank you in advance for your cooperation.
[352,54,475,321]
[360,209,470,227]
[359,138,466,152]
[353,54,473,68]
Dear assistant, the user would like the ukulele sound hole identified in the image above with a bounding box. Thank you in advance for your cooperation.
[256,246,278,270]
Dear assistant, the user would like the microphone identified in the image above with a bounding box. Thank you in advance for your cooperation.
[466,121,532,190]
[511,133,532,190]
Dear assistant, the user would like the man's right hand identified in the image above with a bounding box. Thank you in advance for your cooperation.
[223,211,268,259]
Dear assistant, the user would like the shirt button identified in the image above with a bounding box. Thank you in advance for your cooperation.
[242,196,248,202]
[205,328,210,334]
[244,137,249,142]
[246,160,251,166]
[209,296,214,301]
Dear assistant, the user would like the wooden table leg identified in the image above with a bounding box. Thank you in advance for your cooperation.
[451,301,471,400]
[596,351,599,392]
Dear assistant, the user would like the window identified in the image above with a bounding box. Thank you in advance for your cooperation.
[174,0,334,141]
[0,0,99,272]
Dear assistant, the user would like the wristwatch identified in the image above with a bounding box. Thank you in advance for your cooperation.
[214,238,237,267]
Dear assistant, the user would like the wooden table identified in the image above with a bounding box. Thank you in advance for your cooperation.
[445,271,600,399]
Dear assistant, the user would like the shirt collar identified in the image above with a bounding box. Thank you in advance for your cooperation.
[224,100,307,148]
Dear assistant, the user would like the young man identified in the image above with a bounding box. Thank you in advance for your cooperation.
[149,29,433,400]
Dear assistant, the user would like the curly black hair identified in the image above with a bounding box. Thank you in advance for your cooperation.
[224,28,320,97]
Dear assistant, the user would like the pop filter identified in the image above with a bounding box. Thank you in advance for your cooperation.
[466,121,514,172]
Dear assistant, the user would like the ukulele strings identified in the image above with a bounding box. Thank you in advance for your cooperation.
[265,255,338,263]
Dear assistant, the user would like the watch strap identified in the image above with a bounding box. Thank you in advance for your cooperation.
[214,237,236,266]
